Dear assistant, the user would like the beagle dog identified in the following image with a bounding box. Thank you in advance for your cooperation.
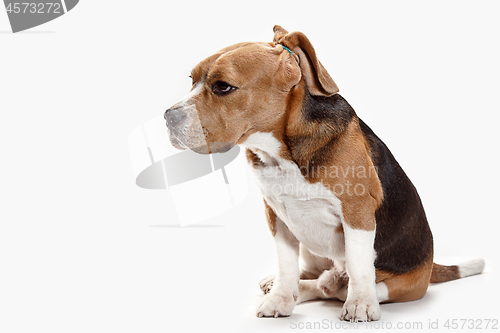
[164,26,484,322]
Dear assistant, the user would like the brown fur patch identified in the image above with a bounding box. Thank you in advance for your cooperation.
[327,120,383,231]
[376,257,433,303]
[264,199,277,237]
[429,263,460,283]
[246,148,263,168]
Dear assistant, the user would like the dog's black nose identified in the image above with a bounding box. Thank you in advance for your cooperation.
[164,108,187,128]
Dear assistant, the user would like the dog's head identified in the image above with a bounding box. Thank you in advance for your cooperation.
[164,25,338,154]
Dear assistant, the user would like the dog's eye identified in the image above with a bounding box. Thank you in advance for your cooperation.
[212,81,236,96]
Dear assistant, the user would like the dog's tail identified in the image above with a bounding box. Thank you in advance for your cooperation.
[430,259,485,283]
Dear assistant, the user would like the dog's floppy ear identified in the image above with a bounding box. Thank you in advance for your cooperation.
[273,25,289,43]
[273,25,339,96]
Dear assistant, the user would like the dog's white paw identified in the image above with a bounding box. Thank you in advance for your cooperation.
[259,274,275,294]
[256,292,297,318]
[317,274,335,297]
[317,268,349,299]
[340,298,381,322]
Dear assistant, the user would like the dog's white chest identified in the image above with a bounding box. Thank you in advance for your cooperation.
[247,149,345,259]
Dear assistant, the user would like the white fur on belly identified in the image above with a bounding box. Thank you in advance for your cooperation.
[242,132,345,259]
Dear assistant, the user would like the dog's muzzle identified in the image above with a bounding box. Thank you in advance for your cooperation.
[164,107,187,129]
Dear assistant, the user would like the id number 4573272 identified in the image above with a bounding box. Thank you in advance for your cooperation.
[444,319,498,330]
[6,3,62,14]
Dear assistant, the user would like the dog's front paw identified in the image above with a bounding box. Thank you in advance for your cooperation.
[340,298,380,322]
[256,292,297,318]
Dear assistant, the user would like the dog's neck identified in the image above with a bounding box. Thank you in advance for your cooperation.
[242,85,357,171]
[283,85,357,163]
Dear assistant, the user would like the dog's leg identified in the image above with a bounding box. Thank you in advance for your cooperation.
[295,262,347,304]
[259,269,325,296]
[317,260,349,298]
[262,277,334,304]
[340,222,380,322]
[273,260,392,306]
[259,244,333,295]
[295,279,328,303]
[257,218,300,318]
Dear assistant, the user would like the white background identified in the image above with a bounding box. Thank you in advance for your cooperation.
[1,1,499,332]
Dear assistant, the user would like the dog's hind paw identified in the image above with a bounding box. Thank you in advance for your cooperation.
[259,274,275,294]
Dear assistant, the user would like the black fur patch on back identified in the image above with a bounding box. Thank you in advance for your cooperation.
[359,120,434,274]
